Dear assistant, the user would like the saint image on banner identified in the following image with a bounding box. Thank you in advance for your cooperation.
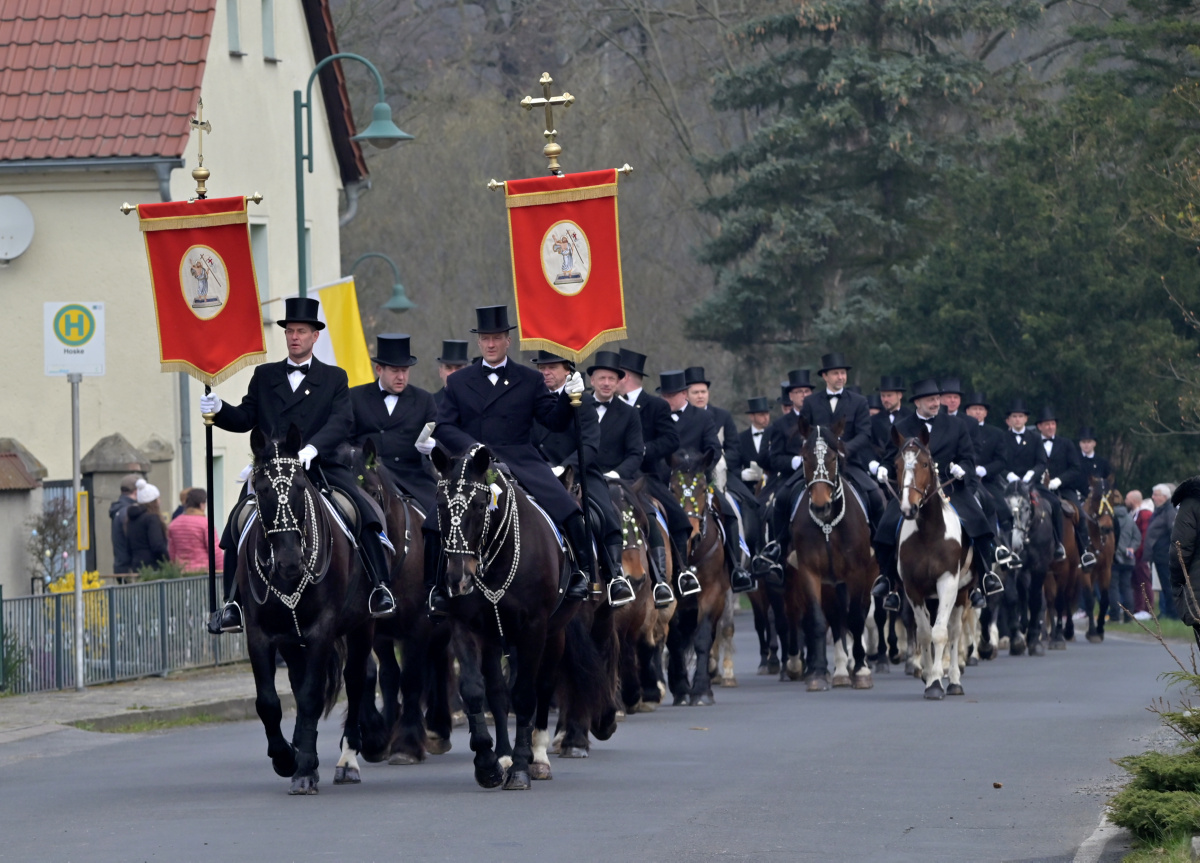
[541,221,589,295]
[180,245,226,319]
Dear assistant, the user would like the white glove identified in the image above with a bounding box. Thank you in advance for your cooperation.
[1048,477,1062,491]
[297,445,318,470]
[237,463,253,484]
[551,465,566,477]
[1006,472,1020,483]
[975,465,987,478]
[876,467,889,483]
[741,466,763,482]
[791,455,802,471]
[415,437,437,456]
[949,463,965,480]
[869,460,880,474]
[564,372,585,395]
[603,470,620,479]
[200,393,222,414]
[1022,470,1035,483]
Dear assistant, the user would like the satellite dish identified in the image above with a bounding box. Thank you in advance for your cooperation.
[0,196,34,262]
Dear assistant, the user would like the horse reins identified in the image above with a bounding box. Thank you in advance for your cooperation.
[806,429,848,585]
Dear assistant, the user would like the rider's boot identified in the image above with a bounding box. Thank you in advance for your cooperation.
[423,529,449,622]
[751,539,784,584]
[648,546,674,608]
[723,515,754,594]
[603,540,635,607]
[563,513,594,602]
[1050,506,1067,561]
[207,547,243,634]
[1077,522,1098,569]
[975,537,1005,596]
[360,530,396,618]
[873,543,901,613]
[671,529,701,597]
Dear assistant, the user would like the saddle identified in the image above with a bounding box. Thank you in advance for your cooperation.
[1062,499,1079,522]
[231,486,363,541]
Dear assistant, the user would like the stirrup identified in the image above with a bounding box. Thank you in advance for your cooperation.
[969,588,986,610]
[607,576,635,607]
[1080,550,1097,569]
[982,570,1004,595]
[652,581,675,608]
[369,584,396,618]
[1054,543,1067,561]
[881,592,901,613]
[994,544,1016,569]
[730,568,755,594]
[208,600,244,635]
[871,574,890,599]
[426,586,448,621]
[677,567,702,597]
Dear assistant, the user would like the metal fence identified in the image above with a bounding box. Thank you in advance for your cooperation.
[0,576,247,695]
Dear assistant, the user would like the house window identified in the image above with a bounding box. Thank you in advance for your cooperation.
[250,222,270,321]
[212,454,225,522]
[262,0,278,61]
[227,0,244,56]
[304,226,312,290]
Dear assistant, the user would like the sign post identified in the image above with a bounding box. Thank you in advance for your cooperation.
[45,302,105,691]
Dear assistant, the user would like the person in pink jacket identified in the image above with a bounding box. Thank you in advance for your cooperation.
[167,487,215,573]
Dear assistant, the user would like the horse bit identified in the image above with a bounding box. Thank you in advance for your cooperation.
[807,430,846,537]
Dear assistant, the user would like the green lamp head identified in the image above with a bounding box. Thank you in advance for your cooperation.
[353,103,413,149]
[383,281,416,312]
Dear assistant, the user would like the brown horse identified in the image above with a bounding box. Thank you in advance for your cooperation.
[786,420,877,692]
[1045,500,1085,650]
[1083,477,1118,643]
[893,430,973,700]
[665,449,729,706]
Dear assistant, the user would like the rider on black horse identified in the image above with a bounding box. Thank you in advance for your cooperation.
[204,297,396,634]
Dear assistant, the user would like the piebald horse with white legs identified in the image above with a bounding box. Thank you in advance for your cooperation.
[893,428,973,700]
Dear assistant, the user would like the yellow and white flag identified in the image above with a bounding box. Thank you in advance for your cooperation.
[276,278,373,386]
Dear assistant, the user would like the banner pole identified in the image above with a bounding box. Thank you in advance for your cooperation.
[203,385,217,618]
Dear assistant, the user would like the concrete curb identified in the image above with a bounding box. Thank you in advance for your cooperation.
[69,693,296,733]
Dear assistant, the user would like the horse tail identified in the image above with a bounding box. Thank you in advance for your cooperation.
[323,636,348,719]
[558,615,618,733]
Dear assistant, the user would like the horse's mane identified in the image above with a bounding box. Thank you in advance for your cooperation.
[669,448,709,476]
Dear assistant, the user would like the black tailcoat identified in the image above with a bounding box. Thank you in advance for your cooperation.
[350,382,438,512]
[669,403,722,465]
[590,394,644,479]
[871,407,913,456]
[631,390,679,479]
[800,390,874,471]
[738,426,769,471]
[1002,427,1048,480]
[1042,436,1086,494]
[435,358,577,523]
[1080,452,1113,483]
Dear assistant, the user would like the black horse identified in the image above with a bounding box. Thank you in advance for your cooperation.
[1002,480,1054,657]
[241,426,376,795]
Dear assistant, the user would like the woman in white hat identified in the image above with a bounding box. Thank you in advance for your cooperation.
[125,478,168,571]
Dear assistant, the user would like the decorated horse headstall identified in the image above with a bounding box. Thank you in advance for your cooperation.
[675,471,711,520]
[620,504,644,551]
[900,446,946,512]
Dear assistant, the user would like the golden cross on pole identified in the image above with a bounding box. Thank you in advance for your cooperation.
[520,73,575,176]
[189,97,212,199]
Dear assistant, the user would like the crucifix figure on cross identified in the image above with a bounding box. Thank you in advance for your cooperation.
[190,97,212,199]
[520,72,575,176]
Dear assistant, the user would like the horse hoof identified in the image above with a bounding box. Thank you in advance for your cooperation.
[1050,639,1066,651]
[757,663,771,676]
[874,658,890,674]
[1086,633,1103,644]
[946,683,965,697]
[851,675,874,690]
[721,676,738,688]
[1009,637,1026,657]
[806,675,831,692]
[560,746,589,759]
[424,735,452,756]
[997,636,1010,650]
[387,751,423,766]
[333,765,361,784]
[1029,640,1046,657]
[966,655,979,667]
[504,769,531,790]
[690,692,715,706]
[831,674,851,688]
[633,700,657,713]
[270,747,297,778]
[923,681,945,700]
[767,659,781,674]
[979,645,996,661]
[475,762,505,789]
[529,762,553,780]
[905,661,920,678]
[288,774,319,795]
[671,693,689,706]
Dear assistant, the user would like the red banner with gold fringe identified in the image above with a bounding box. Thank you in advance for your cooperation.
[505,169,626,362]
[137,196,266,386]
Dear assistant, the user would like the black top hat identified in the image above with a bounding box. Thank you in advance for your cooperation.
[1037,405,1057,424]
[909,379,941,402]
[437,339,469,365]
[964,391,989,409]
[470,305,516,334]
[586,350,625,378]
[786,369,813,391]
[618,348,648,377]
[867,393,884,411]
[818,352,851,374]
[683,366,710,387]
[1077,426,1097,441]
[371,333,418,367]
[657,370,688,394]
[530,350,569,365]
[846,384,862,395]
[1006,398,1031,417]
[746,396,772,413]
[939,377,964,396]
[277,296,325,330]
[879,375,905,392]
[779,382,791,405]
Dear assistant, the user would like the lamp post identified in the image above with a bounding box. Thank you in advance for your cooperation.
[295,53,412,297]
[352,252,415,313]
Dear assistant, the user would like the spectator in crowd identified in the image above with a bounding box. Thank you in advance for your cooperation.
[170,488,191,521]
[168,487,214,573]
[1111,495,1139,623]
[109,473,140,575]
[125,478,168,572]
[1129,490,1154,614]
[1145,483,1178,619]
[1169,476,1200,628]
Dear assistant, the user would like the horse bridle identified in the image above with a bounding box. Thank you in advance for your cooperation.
[674,469,711,547]
[900,446,939,516]
[806,429,846,537]
[436,446,521,637]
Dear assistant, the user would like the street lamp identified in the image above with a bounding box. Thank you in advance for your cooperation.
[352,252,415,313]
[295,53,412,297]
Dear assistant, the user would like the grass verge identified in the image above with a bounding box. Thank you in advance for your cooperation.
[72,713,222,734]
[1122,832,1193,862]
[1108,618,1197,641]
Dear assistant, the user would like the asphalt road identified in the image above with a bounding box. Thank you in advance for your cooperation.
[0,623,1179,863]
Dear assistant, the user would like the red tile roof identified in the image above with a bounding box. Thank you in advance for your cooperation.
[0,0,216,161]
[0,453,39,491]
